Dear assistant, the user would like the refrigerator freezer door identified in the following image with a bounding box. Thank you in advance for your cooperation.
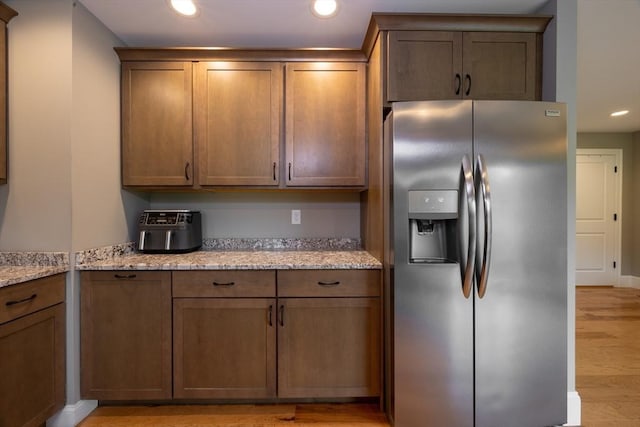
[473,101,567,427]
[392,100,475,427]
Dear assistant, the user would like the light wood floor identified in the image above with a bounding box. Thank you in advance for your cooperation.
[576,286,640,427]
[77,403,390,427]
[79,286,640,427]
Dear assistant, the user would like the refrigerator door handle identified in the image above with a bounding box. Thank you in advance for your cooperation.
[461,154,477,298]
[475,154,493,298]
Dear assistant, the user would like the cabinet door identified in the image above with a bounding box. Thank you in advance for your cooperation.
[80,271,172,400]
[277,297,380,398]
[387,31,463,101]
[121,62,193,186]
[0,304,65,427]
[285,62,366,187]
[195,62,281,186]
[173,298,276,399]
[462,32,539,100]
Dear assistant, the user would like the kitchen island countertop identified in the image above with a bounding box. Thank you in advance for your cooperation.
[75,250,382,271]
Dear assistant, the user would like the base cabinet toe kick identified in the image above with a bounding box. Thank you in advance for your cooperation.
[80,269,381,402]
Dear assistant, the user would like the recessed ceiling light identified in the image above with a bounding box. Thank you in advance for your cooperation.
[169,0,198,17]
[312,0,338,18]
[610,110,629,117]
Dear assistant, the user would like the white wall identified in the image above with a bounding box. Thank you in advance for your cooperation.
[71,1,148,251]
[0,0,73,251]
[540,0,579,423]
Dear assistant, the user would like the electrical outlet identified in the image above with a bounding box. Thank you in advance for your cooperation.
[291,209,301,225]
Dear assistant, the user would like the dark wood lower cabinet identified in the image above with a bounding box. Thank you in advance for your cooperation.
[173,298,277,399]
[80,271,172,400]
[81,269,381,402]
[277,297,381,398]
[0,301,65,427]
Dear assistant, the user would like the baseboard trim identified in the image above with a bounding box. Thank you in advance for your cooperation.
[47,400,98,427]
[619,275,640,288]
[564,391,581,426]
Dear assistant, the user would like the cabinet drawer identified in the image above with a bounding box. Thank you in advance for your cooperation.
[83,270,168,282]
[277,270,380,297]
[173,270,276,298]
[0,274,65,324]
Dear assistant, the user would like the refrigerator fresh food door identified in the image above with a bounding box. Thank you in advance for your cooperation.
[473,101,567,427]
[391,100,475,427]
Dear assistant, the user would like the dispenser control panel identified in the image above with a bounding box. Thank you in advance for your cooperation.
[408,190,458,220]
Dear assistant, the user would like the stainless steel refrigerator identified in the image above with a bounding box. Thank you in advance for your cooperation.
[386,100,567,427]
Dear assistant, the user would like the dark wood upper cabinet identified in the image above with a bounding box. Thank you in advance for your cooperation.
[116,50,367,190]
[387,30,540,101]
[195,61,282,187]
[121,62,193,186]
[362,13,550,104]
[387,31,463,101]
[0,1,17,185]
[461,31,539,100]
[285,62,366,187]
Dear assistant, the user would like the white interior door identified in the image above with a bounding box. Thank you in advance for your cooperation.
[575,150,620,285]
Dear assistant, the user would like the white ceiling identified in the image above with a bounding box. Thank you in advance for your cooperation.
[79,0,640,133]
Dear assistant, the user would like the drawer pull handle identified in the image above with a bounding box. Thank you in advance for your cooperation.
[268,305,273,327]
[114,274,137,279]
[213,281,235,287]
[6,293,37,307]
[318,281,341,287]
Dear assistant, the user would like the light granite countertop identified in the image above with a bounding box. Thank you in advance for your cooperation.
[0,252,70,289]
[0,265,69,289]
[75,250,382,271]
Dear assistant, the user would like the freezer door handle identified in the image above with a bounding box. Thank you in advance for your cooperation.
[475,154,492,298]
[461,154,477,298]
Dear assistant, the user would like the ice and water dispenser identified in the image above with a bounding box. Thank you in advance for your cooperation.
[408,190,459,263]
